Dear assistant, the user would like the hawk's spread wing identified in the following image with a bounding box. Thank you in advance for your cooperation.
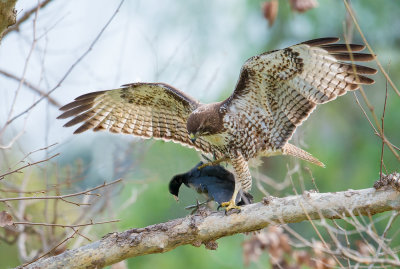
[225,37,377,150]
[58,83,215,154]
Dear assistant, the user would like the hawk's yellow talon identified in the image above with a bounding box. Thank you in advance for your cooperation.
[221,200,241,212]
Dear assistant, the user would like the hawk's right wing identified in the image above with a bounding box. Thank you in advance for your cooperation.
[58,83,216,154]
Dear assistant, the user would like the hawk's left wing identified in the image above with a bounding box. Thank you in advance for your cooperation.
[224,37,377,150]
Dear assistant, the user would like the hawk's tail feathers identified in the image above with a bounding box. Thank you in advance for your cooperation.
[282,143,325,168]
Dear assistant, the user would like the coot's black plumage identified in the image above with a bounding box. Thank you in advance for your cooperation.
[169,162,253,206]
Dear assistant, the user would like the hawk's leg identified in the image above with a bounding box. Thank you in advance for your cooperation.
[220,181,241,212]
[197,156,229,170]
[220,152,252,212]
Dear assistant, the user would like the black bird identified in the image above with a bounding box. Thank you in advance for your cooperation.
[169,162,253,207]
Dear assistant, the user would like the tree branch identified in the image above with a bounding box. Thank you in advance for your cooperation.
[0,69,61,107]
[0,153,60,180]
[4,0,125,127]
[2,0,53,37]
[22,183,400,269]
[0,0,17,41]
[0,178,123,204]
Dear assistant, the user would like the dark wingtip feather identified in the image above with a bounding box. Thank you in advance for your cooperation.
[59,98,96,111]
[332,53,374,62]
[364,66,378,75]
[59,102,75,111]
[57,104,94,119]
[74,91,106,101]
[57,111,71,120]
[354,65,377,75]
[63,112,93,127]
[349,84,359,91]
[302,37,340,46]
[73,123,93,134]
[320,44,365,52]
[73,128,85,134]
[340,63,377,75]
[357,76,375,85]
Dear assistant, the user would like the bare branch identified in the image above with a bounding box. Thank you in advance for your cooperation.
[2,3,40,135]
[0,69,60,107]
[0,153,60,180]
[0,178,123,204]
[352,91,400,159]
[2,0,53,37]
[343,0,400,97]
[0,127,25,149]
[4,0,125,127]
[13,219,120,228]
[380,77,389,178]
[23,182,400,269]
[22,229,80,268]
[0,0,17,41]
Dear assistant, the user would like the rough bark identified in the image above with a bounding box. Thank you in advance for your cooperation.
[0,0,17,41]
[22,185,400,269]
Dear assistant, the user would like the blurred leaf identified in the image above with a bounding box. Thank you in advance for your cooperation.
[0,211,13,227]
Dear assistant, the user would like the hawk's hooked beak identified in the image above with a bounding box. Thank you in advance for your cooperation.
[189,133,197,143]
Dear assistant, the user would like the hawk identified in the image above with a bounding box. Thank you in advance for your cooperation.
[58,37,376,211]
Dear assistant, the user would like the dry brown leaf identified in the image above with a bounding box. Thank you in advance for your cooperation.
[294,250,312,266]
[0,211,13,227]
[356,240,376,256]
[243,226,294,266]
[262,0,279,27]
[289,0,318,13]
[111,261,128,269]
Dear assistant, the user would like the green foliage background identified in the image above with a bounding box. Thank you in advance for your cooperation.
[1,0,400,268]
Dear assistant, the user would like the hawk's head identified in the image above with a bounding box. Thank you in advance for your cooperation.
[186,103,225,142]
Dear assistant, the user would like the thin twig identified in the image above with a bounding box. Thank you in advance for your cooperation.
[72,228,92,242]
[380,77,389,178]
[253,171,291,191]
[0,153,60,180]
[343,31,400,162]
[353,92,379,136]
[0,178,123,203]
[304,167,319,193]
[372,211,400,268]
[299,201,345,268]
[353,92,400,157]
[13,219,120,228]
[287,219,400,268]
[0,69,60,107]
[20,229,79,268]
[15,143,58,166]
[0,127,25,149]
[0,173,84,194]
[343,0,400,97]
[2,3,40,136]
